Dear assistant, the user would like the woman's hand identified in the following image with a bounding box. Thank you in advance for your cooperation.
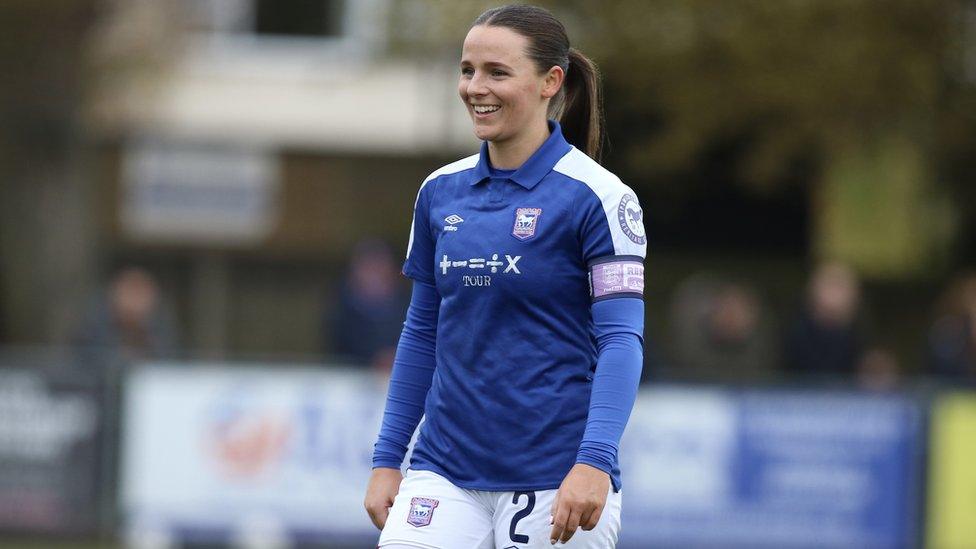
[549,463,609,544]
[364,467,403,530]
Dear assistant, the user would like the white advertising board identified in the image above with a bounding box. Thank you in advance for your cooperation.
[120,365,389,545]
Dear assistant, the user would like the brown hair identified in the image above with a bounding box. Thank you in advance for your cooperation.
[473,4,605,163]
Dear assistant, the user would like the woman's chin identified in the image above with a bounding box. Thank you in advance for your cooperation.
[472,129,496,142]
[471,121,501,142]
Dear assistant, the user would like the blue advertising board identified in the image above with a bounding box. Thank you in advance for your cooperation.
[618,388,922,549]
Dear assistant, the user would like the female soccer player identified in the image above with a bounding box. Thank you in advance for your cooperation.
[364,5,645,548]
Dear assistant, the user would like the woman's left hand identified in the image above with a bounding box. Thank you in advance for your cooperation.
[549,463,609,544]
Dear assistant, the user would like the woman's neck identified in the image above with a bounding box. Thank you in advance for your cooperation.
[487,120,551,170]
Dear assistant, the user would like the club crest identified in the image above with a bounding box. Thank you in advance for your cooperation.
[407,497,439,528]
[512,207,542,240]
[617,194,646,245]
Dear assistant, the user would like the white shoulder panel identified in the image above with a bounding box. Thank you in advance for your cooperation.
[553,148,647,259]
[423,153,480,184]
[406,153,480,258]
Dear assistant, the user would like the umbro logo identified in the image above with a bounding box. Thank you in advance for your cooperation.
[444,214,464,232]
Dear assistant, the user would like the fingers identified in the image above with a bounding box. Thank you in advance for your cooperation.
[366,506,384,530]
[559,507,583,543]
[364,490,396,531]
[581,505,602,531]
[549,500,569,545]
[364,497,390,530]
[578,507,593,532]
[550,503,587,544]
[364,469,402,531]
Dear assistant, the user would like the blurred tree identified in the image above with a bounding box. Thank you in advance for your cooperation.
[937,1,976,265]
[559,1,944,181]
[0,0,99,343]
[562,0,965,277]
[391,0,975,277]
[0,0,182,345]
[569,0,959,277]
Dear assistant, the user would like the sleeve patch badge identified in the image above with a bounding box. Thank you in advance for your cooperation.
[407,497,439,528]
[617,194,646,245]
[512,207,542,240]
[590,259,644,300]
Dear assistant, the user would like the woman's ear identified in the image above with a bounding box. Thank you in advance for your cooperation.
[541,65,565,99]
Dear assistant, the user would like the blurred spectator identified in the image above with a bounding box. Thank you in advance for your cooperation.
[927,273,976,382]
[670,274,775,383]
[857,347,900,392]
[783,262,866,378]
[74,266,179,365]
[324,240,408,374]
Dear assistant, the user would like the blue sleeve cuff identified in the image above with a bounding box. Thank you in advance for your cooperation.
[576,441,618,475]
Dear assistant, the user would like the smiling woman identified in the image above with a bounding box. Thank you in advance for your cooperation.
[459,7,604,168]
[364,5,644,549]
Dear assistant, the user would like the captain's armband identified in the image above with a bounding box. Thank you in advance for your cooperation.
[588,255,645,302]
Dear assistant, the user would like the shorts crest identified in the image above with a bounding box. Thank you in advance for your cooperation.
[407,497,439,528]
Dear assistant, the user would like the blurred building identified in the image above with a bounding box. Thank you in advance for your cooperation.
[84,0,476,358]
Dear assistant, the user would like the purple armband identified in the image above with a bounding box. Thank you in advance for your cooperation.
[589,256,644,302]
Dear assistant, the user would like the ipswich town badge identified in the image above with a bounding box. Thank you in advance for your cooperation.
[407,497,439,528]
[512,207,542,240]
[617,194,646,245]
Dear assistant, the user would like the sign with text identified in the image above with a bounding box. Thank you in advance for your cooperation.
[619,389,922,548]
[121,367,922,548]
[121,140,279,246]
[120,365,388,546]
[0,368,102,535]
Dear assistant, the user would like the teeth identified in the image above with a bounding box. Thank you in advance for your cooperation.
[473,105,500,114]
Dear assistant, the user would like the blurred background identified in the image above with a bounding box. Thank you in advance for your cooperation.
[0,0,974,547]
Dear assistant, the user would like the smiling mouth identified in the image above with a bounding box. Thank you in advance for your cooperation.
[472,105,500,114]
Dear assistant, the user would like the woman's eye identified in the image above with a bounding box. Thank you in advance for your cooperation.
[461,67,474,76]
[492,70,508,77]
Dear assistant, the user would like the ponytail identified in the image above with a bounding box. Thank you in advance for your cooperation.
[473,5,607,164]
[555,48,605,163]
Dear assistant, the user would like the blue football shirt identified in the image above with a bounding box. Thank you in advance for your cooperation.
[401,121,646,491]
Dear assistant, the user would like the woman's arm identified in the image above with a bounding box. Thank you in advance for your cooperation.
[551,297,643,544]
[365,279,440,530]
[576,297,644,473]
[371,279,441,468]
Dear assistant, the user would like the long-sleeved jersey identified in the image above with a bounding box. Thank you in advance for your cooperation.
[373,121,646,491]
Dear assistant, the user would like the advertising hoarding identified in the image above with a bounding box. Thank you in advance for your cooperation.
[927,392,976,549]
[0,368,102,535]
[121,367,922,548]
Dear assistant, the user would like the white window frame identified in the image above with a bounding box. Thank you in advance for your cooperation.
[183,0,389,70]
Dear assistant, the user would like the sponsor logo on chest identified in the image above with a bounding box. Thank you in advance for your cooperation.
[439,253,522,288]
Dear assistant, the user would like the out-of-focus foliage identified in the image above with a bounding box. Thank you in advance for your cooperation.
[0,0,100,342]
[568,0,957,190]
[0,0,95,155]
[390,0,969,189]
[390,0,976,275]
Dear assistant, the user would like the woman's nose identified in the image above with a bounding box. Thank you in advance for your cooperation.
[467,71,489,96]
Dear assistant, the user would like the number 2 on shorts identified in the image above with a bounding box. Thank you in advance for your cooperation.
[509,491,536,543]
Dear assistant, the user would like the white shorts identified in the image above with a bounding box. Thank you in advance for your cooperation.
[378,469,622,549]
